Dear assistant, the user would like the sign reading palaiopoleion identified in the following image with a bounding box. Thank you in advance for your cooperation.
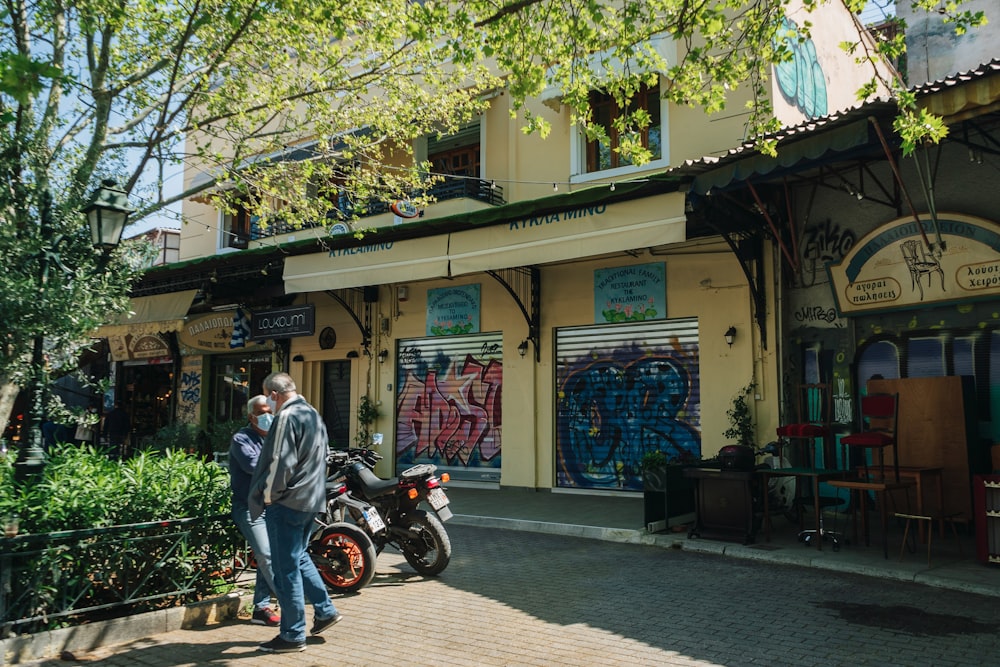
[826,213,1000,316]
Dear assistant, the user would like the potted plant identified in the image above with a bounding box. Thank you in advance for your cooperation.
[723,382,756,447]
[641,448,698,533]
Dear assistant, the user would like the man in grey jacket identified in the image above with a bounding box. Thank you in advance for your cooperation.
[249,372,341,653]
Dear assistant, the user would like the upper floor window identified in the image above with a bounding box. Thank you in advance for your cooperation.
[221,199,255,250]
[586,82,662,173]
[427,121,481,178]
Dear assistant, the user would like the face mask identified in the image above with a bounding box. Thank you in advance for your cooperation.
[255,412,274,432]
[266,396,278,414]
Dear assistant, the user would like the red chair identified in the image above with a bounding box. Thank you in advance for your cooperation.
[775,383,834,469]
[841,393,900,483]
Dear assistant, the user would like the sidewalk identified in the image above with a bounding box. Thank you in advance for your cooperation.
[444,483,1000,598]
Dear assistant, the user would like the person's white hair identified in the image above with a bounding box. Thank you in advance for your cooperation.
[247,394,268,415]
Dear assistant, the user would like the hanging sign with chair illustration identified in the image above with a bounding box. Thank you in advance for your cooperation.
[825,213,1000,316]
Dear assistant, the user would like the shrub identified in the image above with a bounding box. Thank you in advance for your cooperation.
[0,444,237,632]
[0,442,230,535]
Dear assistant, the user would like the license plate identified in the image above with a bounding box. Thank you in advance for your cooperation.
[427,487,449,511]
[363,507,386,533]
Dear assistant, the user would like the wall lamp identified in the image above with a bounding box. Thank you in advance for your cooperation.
[724,326,737,347]
[517,340,529,358]
[378,349,389,364]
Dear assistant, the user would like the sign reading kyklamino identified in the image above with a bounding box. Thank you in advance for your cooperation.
[594,262,666,323]
[251,305,316,339]
[427,284,480,336]
[826,213,1000,316]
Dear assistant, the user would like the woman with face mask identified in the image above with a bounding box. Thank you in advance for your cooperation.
[229,395,281,627]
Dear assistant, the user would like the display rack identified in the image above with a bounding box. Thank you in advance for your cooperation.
[974,474,1000,566]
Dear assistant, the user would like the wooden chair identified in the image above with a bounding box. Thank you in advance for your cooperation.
[775,383,835,469]
[841,393,900,483]
[770,383,846,549]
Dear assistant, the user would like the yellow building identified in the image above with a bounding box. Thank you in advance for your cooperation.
[123,2,888,491]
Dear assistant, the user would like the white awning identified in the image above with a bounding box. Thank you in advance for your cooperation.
[94,289,199,337]
[448,192,686,276]
[283,235,450,293]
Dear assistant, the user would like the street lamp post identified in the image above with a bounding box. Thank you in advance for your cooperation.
[13,180,133,482]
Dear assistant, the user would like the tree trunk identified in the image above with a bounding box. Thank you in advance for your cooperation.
[0,380,22,438]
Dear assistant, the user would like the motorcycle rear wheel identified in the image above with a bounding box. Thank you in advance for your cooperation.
[311,523,378,593]
[399,510,451,576]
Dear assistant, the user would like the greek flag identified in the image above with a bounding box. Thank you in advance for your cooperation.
[230,308,252,348]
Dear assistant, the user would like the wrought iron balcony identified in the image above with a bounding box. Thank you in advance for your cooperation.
[236,178,504,245]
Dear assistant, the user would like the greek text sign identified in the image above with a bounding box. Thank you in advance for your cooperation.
[594,262,666,323]
[826,213,1000,315]
[426,284,480,336]
[251,305,315,339]
[179,312,265,353]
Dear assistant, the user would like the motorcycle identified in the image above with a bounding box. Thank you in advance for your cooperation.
[327,448,453,576]
[307,473,382,593]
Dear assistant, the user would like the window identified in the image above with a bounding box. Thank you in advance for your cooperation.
[221,200,253,250]
[586,83,662,173]
[427,121,481,178]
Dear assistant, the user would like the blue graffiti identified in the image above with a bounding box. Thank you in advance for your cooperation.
[773,17,828,119]
[556,348,700,491]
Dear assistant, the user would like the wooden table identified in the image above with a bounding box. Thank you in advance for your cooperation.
[759,466,846,550]
[827,478,916,558]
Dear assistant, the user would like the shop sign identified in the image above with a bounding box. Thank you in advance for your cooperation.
[426,284,480,336]
[594,262,666,323]
[129,333,171,359]
[179,312,265,353]
[108,332,172,362]
[251,304,315,339]
[826,213,1000,315]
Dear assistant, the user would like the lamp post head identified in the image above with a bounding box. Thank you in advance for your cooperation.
[83,179,133,250]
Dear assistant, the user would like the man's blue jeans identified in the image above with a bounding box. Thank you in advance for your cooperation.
[264,503,338,642]
[232,505,277,610]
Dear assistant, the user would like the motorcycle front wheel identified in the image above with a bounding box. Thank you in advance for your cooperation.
[399,510,451,576]
[310,522,378,593]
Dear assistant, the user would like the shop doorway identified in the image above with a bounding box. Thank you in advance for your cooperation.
[209,352,272,424]
[554,318,701,491]
[395,333,503,482]
[323,360,352,449]
[120,361,174,447]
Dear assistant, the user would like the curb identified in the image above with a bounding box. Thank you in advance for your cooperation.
[1,592,242,665]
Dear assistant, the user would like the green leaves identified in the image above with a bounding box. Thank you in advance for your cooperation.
[0,52,63,104]
[0,443,230,534]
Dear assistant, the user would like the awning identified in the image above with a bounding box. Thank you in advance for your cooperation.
[448,192,686,276]
[690,118,871,195]
[283,235,450,293]
[94,289,199,337]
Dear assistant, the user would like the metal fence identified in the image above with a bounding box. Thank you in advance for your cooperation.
[0,515,241,637]
[238,178,506,245]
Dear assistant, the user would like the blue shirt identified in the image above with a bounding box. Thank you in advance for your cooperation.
[229,424,264,510]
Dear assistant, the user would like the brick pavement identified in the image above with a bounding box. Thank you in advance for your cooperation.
[15,524,1000,667]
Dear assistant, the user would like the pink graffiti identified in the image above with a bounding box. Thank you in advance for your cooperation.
[396,354,502,465]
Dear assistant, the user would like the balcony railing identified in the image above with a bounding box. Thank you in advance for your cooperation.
[231,178,505,246]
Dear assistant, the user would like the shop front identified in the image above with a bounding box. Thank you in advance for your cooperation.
[176,311,275,431]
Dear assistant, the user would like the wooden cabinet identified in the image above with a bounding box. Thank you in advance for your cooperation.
[683,467,758,544]
[867,376,981,521]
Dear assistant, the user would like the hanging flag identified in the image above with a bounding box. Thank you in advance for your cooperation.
[230,308,252,348]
